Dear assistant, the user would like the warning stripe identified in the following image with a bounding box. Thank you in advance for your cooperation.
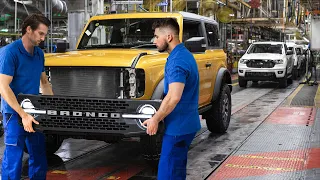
[103,165,146,179]
[225,164,296,172]
[238,155,304,162]
[284,84,304,106]
[314,84,320,107]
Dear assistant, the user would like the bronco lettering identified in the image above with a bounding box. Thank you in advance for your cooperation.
[46,110,121,118]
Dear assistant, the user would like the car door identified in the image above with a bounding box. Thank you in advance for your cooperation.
[203,22,226,102]
[183,19,212,107]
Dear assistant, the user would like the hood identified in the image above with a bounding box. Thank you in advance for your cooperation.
[241,53,284,60]
[45,49,160,67]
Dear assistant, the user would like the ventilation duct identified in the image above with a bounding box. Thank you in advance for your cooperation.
[0,0,68,18]
[50,0,68,15]
[0,0,41,18]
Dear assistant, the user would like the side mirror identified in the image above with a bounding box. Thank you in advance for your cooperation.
[56,41,69,53]
[286,50,293,55]
[184,37,206,53]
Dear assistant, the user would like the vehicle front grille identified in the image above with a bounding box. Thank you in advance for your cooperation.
[246,72,275,77]
[38,96,131,131]
[246,60,275,68]
[38,96,130,112]
[17,95,162,134]
[42,116,129,131]
[49,67,120,98]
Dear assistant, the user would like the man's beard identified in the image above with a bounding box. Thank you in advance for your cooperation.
[158,42,168,53]
[30,38,39,46]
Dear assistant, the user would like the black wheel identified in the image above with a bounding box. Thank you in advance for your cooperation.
[24,134,63,155]
[140,122,164,166]
[203,84,231,133]
[279,75,288,88]
[238,77,247,87]
[292,68,298,80]
[45,134,63,155]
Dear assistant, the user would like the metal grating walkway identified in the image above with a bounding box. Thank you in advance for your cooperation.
[208,107,320,180]
[290,85,318,107]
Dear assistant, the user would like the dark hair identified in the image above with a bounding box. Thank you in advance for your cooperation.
[21,14,51,35]
[152,18,180,36]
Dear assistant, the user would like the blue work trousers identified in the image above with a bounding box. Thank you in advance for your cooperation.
[1,113,47,180]
[157,132,196,180]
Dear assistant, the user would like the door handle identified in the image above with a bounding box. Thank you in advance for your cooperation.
[205,63,212,67]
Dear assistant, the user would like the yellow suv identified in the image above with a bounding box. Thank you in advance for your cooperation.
[18,12,232,161]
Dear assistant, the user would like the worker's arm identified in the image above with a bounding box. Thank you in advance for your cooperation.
[151,82,184,122]
[142,82,184,135]
[40,72,53,95]
[0,74,39,132]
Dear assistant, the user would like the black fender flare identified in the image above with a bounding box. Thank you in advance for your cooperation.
[212,68,232,102]
[151,79,164,100]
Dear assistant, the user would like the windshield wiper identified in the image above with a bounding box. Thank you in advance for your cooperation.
[131,43,156,49]
[84,43,131,49]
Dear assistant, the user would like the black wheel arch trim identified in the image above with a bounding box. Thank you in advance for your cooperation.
[212,68,232,102]
[131,52,148,68]
[151,79,164,100]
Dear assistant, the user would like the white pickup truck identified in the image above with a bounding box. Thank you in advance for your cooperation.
[238,42,294,88]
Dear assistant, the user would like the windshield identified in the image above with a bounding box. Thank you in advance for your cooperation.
[247,44,283,54]
[78,18,174,49]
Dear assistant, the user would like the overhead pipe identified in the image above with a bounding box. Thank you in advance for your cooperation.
[49,0,68,15]
[0,0,41,18]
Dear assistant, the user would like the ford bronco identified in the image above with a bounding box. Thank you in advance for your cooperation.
[18,12,232,161]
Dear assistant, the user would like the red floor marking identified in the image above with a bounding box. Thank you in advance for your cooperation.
[104,165,146,179]
[47,166,120,180]
[208,148,320,180]
[266,107,315,125]
[306,148,320,169]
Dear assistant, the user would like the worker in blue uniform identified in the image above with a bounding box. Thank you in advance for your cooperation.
[143,18,201,180]
[0,14,53,180]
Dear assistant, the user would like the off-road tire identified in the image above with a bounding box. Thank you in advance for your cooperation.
[279,74,288,88]
[140,122,164,166]
[292,67,298,80]
[238,77,247,87]
[203,84,231,133]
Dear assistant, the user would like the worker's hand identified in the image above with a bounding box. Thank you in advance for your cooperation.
[21,114,39,133]
[142,118,159,136]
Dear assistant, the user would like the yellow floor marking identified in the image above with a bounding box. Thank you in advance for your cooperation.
[314,84,320,107]
[238,155,304,162]
[225,164,296,172]
[51,170,68,174]
[106,176,121,180]
[284,84,304,106]
[232,82,238,86]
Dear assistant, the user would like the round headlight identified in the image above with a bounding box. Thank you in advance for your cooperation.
[137,104,156,130]
[21,99,35,109]
[139,104,156,115]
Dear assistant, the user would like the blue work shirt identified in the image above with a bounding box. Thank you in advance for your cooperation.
[0,39,45,114]
[163,43,201,136]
